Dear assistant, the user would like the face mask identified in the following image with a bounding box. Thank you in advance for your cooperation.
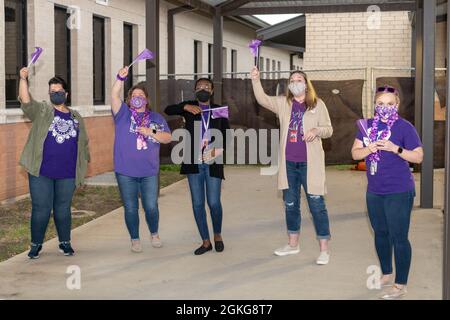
[288,82,306,96]
[196,90,211,103]
[375,104,398,120]
[130,96,147,109]
[50,91,67,106]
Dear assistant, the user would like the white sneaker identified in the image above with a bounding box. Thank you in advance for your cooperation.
[380,285,407,300]
[316,251,330,265]
[274,244,300,256]
[131,240,143,253]
[151,235,162,248]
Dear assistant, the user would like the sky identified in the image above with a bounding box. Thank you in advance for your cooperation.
[253,14,302,25]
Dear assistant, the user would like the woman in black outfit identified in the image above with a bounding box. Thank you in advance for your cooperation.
[165,78,230,255]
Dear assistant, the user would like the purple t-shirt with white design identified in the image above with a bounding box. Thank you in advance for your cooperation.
[356,117,422,195]
[285,100,307,163]
[113,102,170,177]
[40,109,79,179]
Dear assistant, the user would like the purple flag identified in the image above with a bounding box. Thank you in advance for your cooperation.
[27,47,43,68]
[357,119,370,139]
[129,49,154,67]
[204,106,229,119]
[248,39,262,68]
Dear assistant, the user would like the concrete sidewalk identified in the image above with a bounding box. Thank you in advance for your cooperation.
[0,167,444,300]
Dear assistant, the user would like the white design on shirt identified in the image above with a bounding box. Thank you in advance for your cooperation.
[129,116,165,145]
[48,116,78,144]
[362,127,392,147]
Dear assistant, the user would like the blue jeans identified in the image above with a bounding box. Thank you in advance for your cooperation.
[366,190,415,285]
[283,161,331,240]
[187,163,223,241]
[115,173,159,240]
[28,174,76,245]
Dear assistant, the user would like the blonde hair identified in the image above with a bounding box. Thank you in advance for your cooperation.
[374,91,400,106]
[286,70,318,110]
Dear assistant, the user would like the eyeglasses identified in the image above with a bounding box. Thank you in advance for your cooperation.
[196,85,212,91]
[376,85,399,96]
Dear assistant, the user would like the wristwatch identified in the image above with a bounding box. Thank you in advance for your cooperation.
[397,147,403,154]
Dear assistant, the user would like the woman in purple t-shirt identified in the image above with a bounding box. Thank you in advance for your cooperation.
[18,68,90,259]
[112,67,172,253]
[352,85,424,299]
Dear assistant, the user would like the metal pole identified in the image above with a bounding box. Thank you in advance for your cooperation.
[145,0,160,112]
[420,0,435,208]
[213,8,223,104]
[443,0,450,301]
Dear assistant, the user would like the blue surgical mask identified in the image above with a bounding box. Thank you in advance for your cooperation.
[50,91,67,106]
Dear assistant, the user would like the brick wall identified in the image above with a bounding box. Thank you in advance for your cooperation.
[0,115,115,202]
[303,11,412,70]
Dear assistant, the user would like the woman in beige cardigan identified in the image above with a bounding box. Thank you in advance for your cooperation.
[251,67,333,265]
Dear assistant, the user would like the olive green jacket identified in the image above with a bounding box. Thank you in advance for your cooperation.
[19,98,90,187]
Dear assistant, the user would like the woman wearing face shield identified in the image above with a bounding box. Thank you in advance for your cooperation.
[352,86,423,299]
[18,67,90,259]
[251,67,333,265]
[165,78,230,255]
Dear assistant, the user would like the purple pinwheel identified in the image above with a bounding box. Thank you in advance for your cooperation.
[211,106,229,119]
[27,47,43,68]
[202,106,229,119]
[129,49,154,68]
[248,39,262,68]
[356,119,369,139]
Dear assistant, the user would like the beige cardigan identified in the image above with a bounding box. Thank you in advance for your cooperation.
[252,78,333,195]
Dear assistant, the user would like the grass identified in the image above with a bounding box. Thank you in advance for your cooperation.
[0,165,184,263]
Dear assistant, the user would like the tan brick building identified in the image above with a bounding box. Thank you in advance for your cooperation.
[0,0,447,202]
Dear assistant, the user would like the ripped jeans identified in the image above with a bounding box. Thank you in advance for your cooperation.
[283,161,331,240]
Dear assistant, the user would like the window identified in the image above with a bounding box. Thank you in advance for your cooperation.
[208,43,213,78]
[123,23,133,96]
[55,6,71,105]
[272,60,276,79]
[93,16,105,105]
[266,58,270,79]
[194,40,202,80]
[231,49,237,78]
[259,57,264,78]
[277,61,281,79]
[5,0,27,108]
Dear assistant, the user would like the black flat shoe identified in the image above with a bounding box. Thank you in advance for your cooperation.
[194,244,213,255]
[214,241,224,252]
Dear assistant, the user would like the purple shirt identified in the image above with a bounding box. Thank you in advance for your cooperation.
[285,100,307,163]
[356,117,422,194]
[113,102,170,177]
[40,109,79,179]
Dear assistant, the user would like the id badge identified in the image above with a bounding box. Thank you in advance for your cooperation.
[289,129,298,143]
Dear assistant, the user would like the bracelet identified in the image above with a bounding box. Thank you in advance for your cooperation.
[116,74,128,81]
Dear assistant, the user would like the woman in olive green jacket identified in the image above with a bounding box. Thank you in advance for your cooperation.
[18,67,90,259]
[251,67,333,265]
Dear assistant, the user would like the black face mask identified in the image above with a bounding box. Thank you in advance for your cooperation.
[196,90,211,103]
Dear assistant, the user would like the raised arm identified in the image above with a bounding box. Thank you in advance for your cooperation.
[250,67,283,115]
[19,67,31,104]
[19,67,45,121]
[111,67,129,115]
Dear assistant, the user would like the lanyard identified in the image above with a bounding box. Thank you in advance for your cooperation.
[201,109,211,139]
